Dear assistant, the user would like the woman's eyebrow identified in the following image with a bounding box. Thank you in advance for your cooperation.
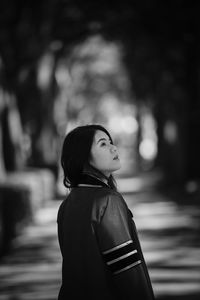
[97,138,107,144]
[97,137,111,144]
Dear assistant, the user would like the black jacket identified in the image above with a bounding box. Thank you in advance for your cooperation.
[57,174,155,300]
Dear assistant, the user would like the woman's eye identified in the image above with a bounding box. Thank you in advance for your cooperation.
[100,140,113,147]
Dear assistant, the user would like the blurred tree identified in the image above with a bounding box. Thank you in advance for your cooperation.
[0,0,200,184]
[0,0,60,174]
[102,1,200,184]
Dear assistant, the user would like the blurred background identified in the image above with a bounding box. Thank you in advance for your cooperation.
[0,1,200,299]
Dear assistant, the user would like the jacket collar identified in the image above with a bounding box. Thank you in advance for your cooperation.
[78,164,110,188]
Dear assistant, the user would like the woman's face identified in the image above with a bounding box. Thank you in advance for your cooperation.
[89,130,121,177]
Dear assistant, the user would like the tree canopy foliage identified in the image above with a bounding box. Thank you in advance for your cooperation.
[0,0,199,92]
[0,0,200,182]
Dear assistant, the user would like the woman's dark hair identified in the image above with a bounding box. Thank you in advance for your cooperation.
[61,124,117,190]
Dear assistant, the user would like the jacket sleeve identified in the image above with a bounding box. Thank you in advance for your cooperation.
[95,192,155,300]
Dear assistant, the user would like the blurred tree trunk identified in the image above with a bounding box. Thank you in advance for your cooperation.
[0,95,6,179]
[1,91,25,172]
[185,37,200,179]
[122,37,190,184]
[154,97,187,185]
[0,125,5,179]
[15,58,60,177]
[33,57,60,177]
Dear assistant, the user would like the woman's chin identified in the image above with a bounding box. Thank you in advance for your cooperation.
[113,164,121,173]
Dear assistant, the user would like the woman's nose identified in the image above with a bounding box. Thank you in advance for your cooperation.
[111,144,117,152]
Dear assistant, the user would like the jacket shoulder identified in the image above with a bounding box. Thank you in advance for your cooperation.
[94,188,125,206]
[92,188,127,223]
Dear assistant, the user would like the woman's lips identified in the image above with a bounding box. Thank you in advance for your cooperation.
[113,155,119,160]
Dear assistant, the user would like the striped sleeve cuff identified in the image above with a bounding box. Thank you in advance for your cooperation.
[102,240,142,275]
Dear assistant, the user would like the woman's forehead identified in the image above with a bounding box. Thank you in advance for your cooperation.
[94,130,110,142]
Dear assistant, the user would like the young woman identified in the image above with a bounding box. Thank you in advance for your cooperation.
[57,124,155,300]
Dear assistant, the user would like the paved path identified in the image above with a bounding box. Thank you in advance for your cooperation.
[0,202,62,300]
[0,177,200,300]
[124,190,200,300]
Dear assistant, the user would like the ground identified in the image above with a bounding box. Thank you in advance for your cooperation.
[0,174,200,300]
